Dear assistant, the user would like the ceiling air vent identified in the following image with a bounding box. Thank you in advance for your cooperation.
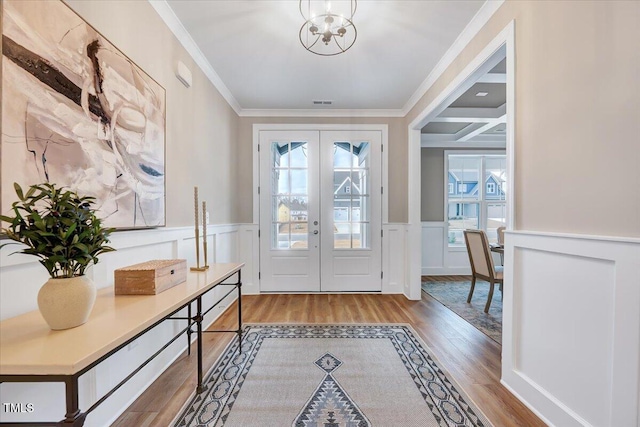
[312,100,333,106]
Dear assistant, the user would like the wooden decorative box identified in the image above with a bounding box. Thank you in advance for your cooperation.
[114,259,187,295]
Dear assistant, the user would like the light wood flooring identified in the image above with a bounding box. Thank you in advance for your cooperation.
[112,291,545,427]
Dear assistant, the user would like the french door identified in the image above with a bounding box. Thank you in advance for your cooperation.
[259,130,382,292]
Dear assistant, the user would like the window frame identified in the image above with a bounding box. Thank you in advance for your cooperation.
[444,150,507,250]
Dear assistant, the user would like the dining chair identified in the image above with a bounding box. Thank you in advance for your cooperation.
[496,226,506,265]
[463,229,503,313]
[497,226,506,246]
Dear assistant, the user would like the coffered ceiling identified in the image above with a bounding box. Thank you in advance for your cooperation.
[421,57,507,145]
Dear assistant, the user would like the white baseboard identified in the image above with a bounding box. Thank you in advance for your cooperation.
[502,230,640,427]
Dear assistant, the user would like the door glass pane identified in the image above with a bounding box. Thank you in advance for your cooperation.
[272,142,289,168]
[334,222,351,248]
[272,169,289,195]
[353,142,369,168]
[271,141,308,250]
[273,196,290,221]
[333,195,351,222]
[290,169,308,195]
[333,142,352,168]
[290,222,308,249]
[288,197,308,221]
[351,170,368,195]
[273,223,290,249]
[332,141,370,249]
[352,222,369,249]
[290,142,308,168]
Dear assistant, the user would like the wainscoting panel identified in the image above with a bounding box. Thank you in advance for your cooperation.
[238,224,260,294]
[502,231,640,427]
[422,222,445,270]
[421,222,473,275]
[382,223,407,294]
[0,224,252,426]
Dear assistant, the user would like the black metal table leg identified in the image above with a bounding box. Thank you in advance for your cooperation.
[61,376,86,426]
[187,303,192,356]
[237,271,242,354]
[196,296,204,394]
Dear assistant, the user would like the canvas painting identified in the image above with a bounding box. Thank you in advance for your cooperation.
[1,0,166,228]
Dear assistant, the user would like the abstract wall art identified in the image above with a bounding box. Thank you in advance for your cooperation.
[1,0,166,228]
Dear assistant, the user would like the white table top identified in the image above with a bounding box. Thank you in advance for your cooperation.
[0,263,243,376]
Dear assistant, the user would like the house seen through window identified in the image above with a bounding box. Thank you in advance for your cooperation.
[446,153,506,246]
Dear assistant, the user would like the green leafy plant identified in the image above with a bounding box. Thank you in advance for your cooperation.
[0,183,115,278]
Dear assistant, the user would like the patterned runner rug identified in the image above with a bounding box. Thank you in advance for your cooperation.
[421,281,502,344]
[174,324,492,427]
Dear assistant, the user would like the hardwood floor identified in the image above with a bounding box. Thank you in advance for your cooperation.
[112,292,545,427]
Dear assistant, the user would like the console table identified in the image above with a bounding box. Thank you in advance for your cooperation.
[0,262,244,426]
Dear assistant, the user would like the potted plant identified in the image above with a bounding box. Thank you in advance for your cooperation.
[0,183,115,330]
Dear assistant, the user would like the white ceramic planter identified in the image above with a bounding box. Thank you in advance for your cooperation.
[37,276,97,330]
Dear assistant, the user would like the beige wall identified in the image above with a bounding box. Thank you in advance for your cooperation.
[66,0,240,226]
[409,0,640,237]
[237,116,407,223]
[25,0,640,236]
[421,148,446,222]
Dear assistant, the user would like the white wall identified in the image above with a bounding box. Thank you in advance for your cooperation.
[0,224,256,426]
[502,231,640,427]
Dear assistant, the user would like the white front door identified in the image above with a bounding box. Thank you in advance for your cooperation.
[319,131,382,292]
[259,129,382,292]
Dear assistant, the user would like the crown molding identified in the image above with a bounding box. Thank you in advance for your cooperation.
[148,0,242,114]
[401,0,505,116]
[238,109,405,118]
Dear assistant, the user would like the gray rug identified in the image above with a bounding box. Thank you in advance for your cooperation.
[174,324,493,427]
[421,281,502,344]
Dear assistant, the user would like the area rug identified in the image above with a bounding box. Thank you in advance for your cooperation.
[421,281,502,344]
[174,324,492,427]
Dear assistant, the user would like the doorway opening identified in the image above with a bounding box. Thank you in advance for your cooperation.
[406,22,515,305]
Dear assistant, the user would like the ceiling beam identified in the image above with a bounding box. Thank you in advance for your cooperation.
[434,103,506,121]
[457,114,507,142]
[420,134,506,148]
[476,73,507,84]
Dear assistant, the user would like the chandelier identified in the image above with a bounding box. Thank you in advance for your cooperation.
[299,0,357,56]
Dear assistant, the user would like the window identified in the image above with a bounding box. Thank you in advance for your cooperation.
[446,153,506,247]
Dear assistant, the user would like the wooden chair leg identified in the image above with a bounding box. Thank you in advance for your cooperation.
[485,281,495,313]
[467,276,476,303]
